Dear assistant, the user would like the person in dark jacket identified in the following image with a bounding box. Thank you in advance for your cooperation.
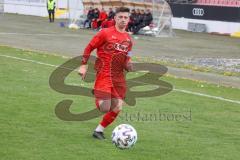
[143,9,153,26]
[132,9,146,34]
[108,8,115,20]
[91,8,100,29]
[84,7,94,28]
[127,9,136,32]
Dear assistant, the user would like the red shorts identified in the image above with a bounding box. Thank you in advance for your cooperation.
[94,84,126,109]
[94,83,126,99]
[93,71,126,108]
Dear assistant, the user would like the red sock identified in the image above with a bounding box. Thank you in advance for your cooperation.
[100,111,120,128]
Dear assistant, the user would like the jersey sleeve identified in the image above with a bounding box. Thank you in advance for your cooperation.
[126,39,133,61]
[81,30,106,65]
[125,39,133,71]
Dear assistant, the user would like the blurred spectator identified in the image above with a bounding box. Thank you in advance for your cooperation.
[84,7,94,28]
[101,18,115,29]
[85,7,153,34]
[127,9,136,32]
[108,8,115,19]
[101,8,115,29]
[143,9,153,27]
[91,8,100,29]
[135,9,141,25]
[47,0,56,23]
[132,9,145,34]
[97,8,108,28]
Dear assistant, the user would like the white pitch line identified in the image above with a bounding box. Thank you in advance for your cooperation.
[0,54,58,67]
[0,32,81,37]
[1,54,240,105]
[173,88,240,105]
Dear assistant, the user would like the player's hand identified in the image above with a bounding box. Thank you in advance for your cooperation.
[78,65,88,80]
[125,61,133,72]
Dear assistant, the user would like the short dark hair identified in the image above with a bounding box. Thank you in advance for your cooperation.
[115,7,130,14]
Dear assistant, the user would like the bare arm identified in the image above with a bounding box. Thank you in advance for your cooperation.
[125,56,133,72]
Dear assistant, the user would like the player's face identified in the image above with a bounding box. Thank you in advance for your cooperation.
[114,12,130,29]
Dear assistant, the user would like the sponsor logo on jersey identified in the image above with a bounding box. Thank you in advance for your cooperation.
[114,43,128,52]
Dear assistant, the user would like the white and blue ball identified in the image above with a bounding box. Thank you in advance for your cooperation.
[111,124,137,149]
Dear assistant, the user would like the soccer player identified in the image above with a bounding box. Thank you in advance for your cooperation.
[78,7,133,140]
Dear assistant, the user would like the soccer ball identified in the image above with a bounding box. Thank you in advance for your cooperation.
[111,124,137,149]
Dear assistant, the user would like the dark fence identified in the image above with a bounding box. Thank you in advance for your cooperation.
[169,3,240,22]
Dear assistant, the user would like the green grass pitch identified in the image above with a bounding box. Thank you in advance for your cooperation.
[0,46,240,160]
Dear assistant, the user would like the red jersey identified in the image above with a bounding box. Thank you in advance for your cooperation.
[99,11,108,22]
[101,19,115,28]
[106,19,115,28]
[82,26,133,85]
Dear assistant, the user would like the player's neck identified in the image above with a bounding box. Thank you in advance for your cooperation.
[115,25,126,33]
